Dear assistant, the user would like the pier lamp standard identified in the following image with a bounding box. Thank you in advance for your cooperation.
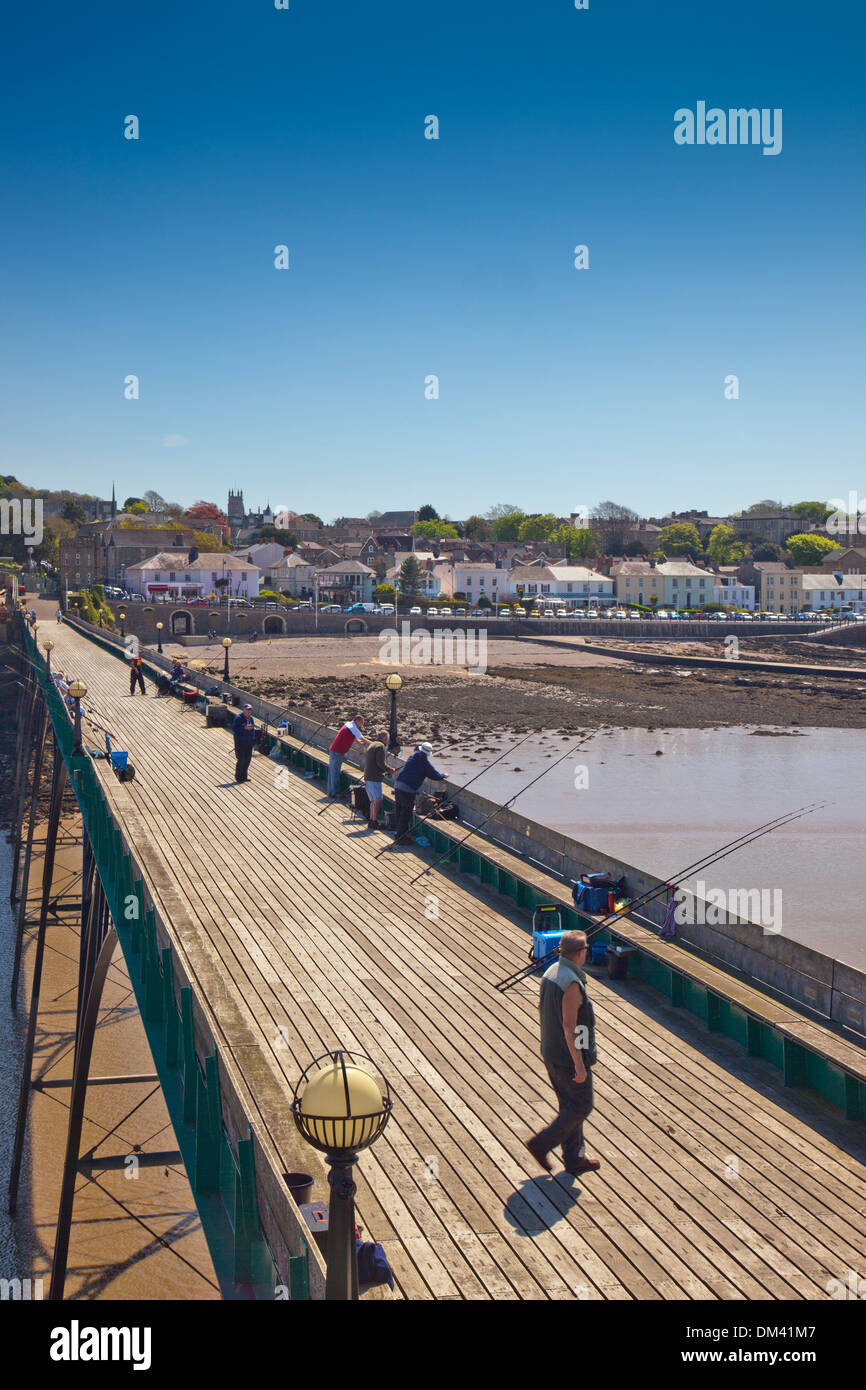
[222,636,232,682]
[119,610,126,640]
[68,680,87,756]
[291,1051,392,1301]
[384,672,402,754]
[43,639,54,675]
[156,621,163,654]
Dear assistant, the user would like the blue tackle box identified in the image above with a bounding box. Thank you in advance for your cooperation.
[530,905,564,964]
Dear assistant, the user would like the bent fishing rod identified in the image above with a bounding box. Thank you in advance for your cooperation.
[375,725,564,859]
[410,731,596,885]
[495,799,829,991]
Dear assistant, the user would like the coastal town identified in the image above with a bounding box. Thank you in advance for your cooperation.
[4,482,866,619]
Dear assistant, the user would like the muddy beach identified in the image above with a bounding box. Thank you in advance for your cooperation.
[182,632,866,745]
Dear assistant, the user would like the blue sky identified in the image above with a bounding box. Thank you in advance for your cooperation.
[1,1,863,521]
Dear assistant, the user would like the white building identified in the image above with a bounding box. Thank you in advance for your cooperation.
[432,561,506,603]
[713,576,755,610]
[124,552,260,600]
[799,575,866,613]
[268,552,316,596]
[507,565,615,607]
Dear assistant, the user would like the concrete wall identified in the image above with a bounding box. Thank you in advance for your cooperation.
[69,605,821,644]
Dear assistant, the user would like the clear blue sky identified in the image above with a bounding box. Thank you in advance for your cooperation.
[1,1,863,521]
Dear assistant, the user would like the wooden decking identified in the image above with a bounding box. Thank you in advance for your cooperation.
[42,618,866,1299]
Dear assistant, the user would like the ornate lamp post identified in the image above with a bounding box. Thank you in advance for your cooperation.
[156,620,163,654]
[119,610,126,639]
[291,1051,392,1301]
[68,680,87,756]
[43,639,54,676]
[222,635,232,682]
[384,672,402,754]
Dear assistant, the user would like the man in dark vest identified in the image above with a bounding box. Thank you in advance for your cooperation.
[526,930,600,1177]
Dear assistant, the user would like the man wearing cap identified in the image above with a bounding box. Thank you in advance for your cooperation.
[384,741,446,849]
[232,703,256,783]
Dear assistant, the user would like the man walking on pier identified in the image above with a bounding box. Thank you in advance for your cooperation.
[129,653,146,696]
[527,930,601,1177]
[232,703,256,783]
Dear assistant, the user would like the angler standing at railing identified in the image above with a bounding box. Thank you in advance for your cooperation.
[526,930,601,1179]
[129,653,146,697]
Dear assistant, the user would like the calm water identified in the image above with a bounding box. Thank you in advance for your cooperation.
[445,726,866,971]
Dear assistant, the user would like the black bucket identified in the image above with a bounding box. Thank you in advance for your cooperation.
[284,1171,314,1206]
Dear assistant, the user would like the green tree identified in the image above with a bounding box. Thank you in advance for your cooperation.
[462,514,490,540]
[791,500,833,525]
[741,499,783,515]
[128,500,149,515]
[491,511,525,541]
[123,496,147,511]
[256,525,299,548]
[784,533,839,565]
[374,583,396,603]
[143,490,167,512]
[300,513,323,526]
[517,513,557,542]
[417,503,439,522]
[658,522,702,555]
[411,519,459,539]
[556,523,601,558]
[61,500,86,524]
[398,554,423,601]
[706,523,745,565]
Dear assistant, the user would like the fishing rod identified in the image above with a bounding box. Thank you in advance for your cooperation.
[495,799,829,991]
[410,731,596,884]
[375,725,570,859]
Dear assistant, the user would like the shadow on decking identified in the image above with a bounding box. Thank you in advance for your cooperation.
[503,1174,583,1236]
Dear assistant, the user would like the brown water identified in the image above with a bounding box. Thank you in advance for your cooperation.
[446,725,866,971]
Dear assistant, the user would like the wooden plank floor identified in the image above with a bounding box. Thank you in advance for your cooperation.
[43,619,866,1300]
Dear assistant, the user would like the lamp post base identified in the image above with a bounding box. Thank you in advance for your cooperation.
[324,1152,359,1301]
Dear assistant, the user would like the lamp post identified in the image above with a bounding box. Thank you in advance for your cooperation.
[384,672,402,754]
[222,636,232,682]
[43,639,54,676]
[156,621,163,654]
[291,1051,391,1301]
[119,610,126,640]
[68,680,87,756]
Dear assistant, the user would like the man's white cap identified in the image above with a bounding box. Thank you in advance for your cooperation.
[419,742,433,754]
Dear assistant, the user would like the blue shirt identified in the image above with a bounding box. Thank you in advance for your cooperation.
[232,712,256,747]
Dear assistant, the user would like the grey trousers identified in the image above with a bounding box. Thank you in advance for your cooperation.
[532,1065,594,1170]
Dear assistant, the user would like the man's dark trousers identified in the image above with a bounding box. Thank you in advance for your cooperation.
[532,1066,593,1170]
[235,744,253,782]
[130,668,145,696]
[393,789,416,843]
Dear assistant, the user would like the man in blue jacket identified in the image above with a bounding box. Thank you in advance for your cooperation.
[384,742,446,849]
[232,703,256,783]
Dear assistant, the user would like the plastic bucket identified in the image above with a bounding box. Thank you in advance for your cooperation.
[284,1171,314,1206]
[111,750,129,771]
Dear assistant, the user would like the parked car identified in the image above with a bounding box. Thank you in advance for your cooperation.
[426,606,438,616]
[513,605,526,616]
[586,608,599,620]
[345,602,377,613]
[409,606,422,615]
[380,603,396,614]
[320,604,342,613]
[296,601,312,610]
[454,607,467,615]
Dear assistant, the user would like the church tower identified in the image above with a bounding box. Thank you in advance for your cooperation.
[227,488,245,537]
